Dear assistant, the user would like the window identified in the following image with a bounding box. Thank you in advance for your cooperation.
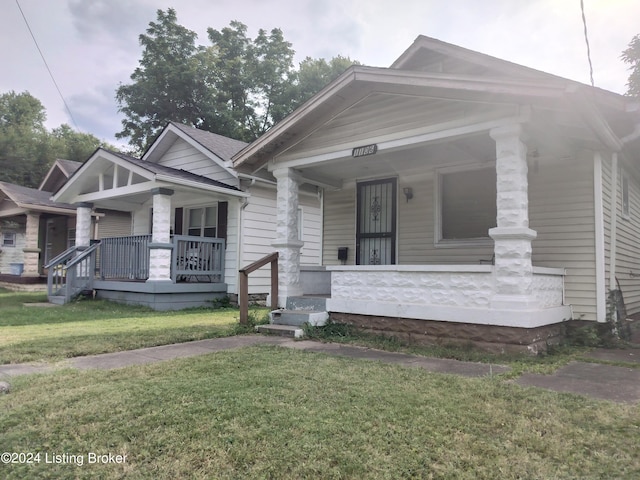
[622,173,630,219]
[187,206,217,237]
[67,228,76,248]
[2,232,16,247]
[437,166,496,242]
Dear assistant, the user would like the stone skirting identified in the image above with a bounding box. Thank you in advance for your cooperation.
[330,312,564,354]
[0,280,47,292]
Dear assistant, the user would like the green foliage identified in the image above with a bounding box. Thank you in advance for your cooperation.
[116,9,358,153]
[622,33,640,96]
[0,91,111,188]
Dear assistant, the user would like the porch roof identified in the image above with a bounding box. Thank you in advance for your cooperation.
[232,36,639,175]
[53,148,248,207]
[0,181,76,217]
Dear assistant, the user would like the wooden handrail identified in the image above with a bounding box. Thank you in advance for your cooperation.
[239,252,278,325]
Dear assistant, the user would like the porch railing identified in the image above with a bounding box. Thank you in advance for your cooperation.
[172,235,225,283]
[45,243,99,303]
[239,252,278,325]
[98,234,225,283]
[100,235,151,280]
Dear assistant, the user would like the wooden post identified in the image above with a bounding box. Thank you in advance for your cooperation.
[238,252,279,326]
[239,271,249,325]
[271,256,278,310]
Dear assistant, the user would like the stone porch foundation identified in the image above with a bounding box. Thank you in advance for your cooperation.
[330,312,564,354]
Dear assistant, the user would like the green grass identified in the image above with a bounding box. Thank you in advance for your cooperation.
[302,321,640,376]
[0,289,268,364]
[1,347,639,479]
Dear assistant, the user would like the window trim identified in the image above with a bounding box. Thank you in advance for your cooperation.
[434,163,496,248]
[2,232,16,247]
[621,170,630,220]
[185,205,218,238]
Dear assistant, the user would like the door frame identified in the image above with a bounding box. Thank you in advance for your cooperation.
[355,177,397,265]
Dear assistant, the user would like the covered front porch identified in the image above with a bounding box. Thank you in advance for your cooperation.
[231,66,583,351]
[49,148,248,309]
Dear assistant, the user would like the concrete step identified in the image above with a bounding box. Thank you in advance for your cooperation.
[48,296,66,305]
[270,309,329,327]
[255,324,304,338]
[285,296,328,311]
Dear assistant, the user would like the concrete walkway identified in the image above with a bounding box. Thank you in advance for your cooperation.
[1,335,639,403]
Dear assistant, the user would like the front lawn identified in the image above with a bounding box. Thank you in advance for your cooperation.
[0,289,267,364]
[1,347,639,479]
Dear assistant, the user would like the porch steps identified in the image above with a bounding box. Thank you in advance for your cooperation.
[256,296,329,338]
[48,295,66,306]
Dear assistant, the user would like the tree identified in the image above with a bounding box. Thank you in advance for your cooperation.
[0,91,110,188]
[294,56,358,107]
[116,9,359,152]
[115,8,210,154]
[0,91,49,187]
[622,34,640,97]
[205,21,297,141]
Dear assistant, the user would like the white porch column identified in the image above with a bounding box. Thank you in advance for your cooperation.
[75,202,93,248]
[147,188,174,282]
[21,212,41,276]
[272,167,304,306]
[489,124,537,309]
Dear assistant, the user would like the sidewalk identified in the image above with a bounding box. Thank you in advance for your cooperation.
[1,335,639,403]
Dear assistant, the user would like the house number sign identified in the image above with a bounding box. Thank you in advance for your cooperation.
[352,144,377,157]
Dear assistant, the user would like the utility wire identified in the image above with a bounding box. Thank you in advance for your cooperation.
[580,0,595,87]
[15,0,81,130]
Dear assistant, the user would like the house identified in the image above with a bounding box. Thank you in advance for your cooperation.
[232,35,640,353]
[51,122,322,309]
[0,159,83,289]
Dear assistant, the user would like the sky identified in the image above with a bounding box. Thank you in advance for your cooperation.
[1,0,638,149]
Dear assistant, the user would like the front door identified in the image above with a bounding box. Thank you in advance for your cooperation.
[356,178,397,265]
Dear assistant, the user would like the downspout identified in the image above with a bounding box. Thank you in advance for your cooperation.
[609,153,618,296]
[593,152,606,322]
[237,180,253,296]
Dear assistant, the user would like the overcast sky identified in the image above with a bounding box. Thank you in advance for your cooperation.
[1,0,638,148]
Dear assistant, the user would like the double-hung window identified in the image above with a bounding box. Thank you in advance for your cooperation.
[187,207,217,237]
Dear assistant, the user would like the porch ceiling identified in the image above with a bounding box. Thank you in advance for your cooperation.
[297,133,496,186]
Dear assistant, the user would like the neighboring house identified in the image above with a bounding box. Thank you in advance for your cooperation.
[0,160,82,288]
[232,35,640,353]
[51,122,322,308]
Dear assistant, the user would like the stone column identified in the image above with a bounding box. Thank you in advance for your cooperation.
[488,124,537,309]
[21,212,41,276]
[272,167,304,306]
[75,203,93,248]
[147,188,174,283]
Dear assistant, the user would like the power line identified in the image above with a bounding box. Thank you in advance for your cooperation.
[15,0,81,130]
[580,0,595,87]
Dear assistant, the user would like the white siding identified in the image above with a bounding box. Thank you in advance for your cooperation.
[0,227,26,274]
[224,199,239,295]
[156,138,239,187]
[240,183,322,294]
[611,158,640,316]
[322,157,599,321]
[529,157,597,322]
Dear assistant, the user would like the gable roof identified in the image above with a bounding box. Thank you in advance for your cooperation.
[0,181,75,215]
[38,159,82,191]
[391,35,568,82]
[143,122,247,170]
[233,36,639,172]
[110,149,242,192]
[53,148,246,205]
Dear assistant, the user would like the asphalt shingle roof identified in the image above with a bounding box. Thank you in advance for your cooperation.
[0,182,75,210]
[168,122,248,162]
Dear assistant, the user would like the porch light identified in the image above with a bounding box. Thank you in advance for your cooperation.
[403,187,413,203]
